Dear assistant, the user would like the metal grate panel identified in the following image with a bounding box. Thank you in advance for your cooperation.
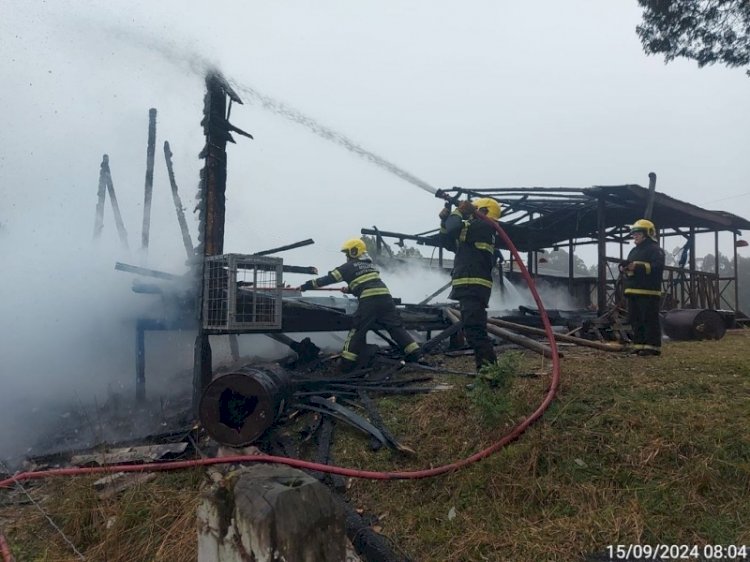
[203,254,283,332]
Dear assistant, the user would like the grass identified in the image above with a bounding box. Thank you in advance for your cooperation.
[0,470,203,561]
[1,332,749,561]
[337,333,750,561]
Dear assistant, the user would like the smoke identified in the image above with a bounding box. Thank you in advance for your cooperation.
[377,254,579,312]
[0,10,212,464]
[0,223,148,463]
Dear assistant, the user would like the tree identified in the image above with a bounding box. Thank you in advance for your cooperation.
[636,0,750,75]
[395,245,423,259]
[536,248,595,276]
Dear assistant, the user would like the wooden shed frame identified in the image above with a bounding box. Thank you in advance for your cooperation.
[362,182,750,316]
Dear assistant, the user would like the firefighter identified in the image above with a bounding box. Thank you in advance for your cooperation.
[619,219,665,356]
[297,238,421,372]
[439,197,501,370]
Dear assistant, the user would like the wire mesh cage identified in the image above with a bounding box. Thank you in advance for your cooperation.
[203,254,283,332]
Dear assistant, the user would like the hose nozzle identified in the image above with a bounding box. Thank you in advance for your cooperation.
[435,188,462,206]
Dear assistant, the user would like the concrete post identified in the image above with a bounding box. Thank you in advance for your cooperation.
[198,464,350,562]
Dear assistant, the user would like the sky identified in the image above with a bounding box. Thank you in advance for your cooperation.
[0,1,748,459]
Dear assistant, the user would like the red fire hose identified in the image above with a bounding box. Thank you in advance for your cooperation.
[0,210,559,488]
[0,531,13,562]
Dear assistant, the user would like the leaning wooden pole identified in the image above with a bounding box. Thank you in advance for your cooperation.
[486,317,625,352]
[446,308,555,358]
[163,141,194,258]
[104,159,130,250]
[93,154,108,240]
[141,108,157,254]
[485,322,555,358]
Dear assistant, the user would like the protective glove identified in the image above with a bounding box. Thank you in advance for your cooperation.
[457,200,476,215]
[299,280,314,292]
[438,205,451,220]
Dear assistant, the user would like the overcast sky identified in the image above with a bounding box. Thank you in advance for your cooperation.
[3,1,749,269]
[0,1,748,449]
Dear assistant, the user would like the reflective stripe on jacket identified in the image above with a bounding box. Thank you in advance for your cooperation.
[440,210,497,292]
[309,257,391,299]
[623,238,665,297]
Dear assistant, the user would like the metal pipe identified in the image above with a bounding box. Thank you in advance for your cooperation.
[199,364,293,446]
[662,308,726,341]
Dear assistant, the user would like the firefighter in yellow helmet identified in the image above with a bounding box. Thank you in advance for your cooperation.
[439,197,502,370]
[298,238,421,371]
[619,219,665,356]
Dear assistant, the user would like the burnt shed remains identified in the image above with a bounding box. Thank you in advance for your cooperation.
[109,72,749,409]
[363,183,750,316]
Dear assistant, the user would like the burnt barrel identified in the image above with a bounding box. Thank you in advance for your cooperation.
[661,308,727,341]
[199,363,292,446]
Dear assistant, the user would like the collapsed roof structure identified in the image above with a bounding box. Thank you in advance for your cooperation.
[364,183,750,315]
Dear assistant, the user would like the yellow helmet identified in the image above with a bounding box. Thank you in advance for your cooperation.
[341,238,367,258]
[473,197,501,220]
[629,219,657,240]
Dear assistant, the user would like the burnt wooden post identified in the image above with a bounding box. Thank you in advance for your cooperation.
[93,155,108,240]
[714,231,720,309]
[689,226,697,308]
[194,76,226,413]
[194,73,249,413]
[644,172,657,220]
[568,239,574,293]
[164,141,194,259]
[197,465,347,562]
[141,108,157,254]
[734,232,740,311]
[597,195,607,313]
[104,158,130,249]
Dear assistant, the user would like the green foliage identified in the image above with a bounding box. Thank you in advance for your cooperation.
[469,351,522,426]
[394,245,423,258]
[537,248,595,276]
[636,0,750,75]
[361,234,380,256]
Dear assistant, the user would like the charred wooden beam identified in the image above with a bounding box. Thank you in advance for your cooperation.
[93,154,107,240]
[103,157,129,249]
[445,308,555,358]
[486,317,624,352]
[141,108,157,253]
[253,238,314,257]
[115,262,181,281]
[164,141,194,258]
[194,72,248,413]
[597,195,607,314]
[644,172,657,220]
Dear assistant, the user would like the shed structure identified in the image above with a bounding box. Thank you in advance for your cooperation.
[362,183,750,317]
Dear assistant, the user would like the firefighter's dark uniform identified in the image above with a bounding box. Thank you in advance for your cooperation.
[623,237,665,355]
[301,257,420,371]
[440,208,498,370]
